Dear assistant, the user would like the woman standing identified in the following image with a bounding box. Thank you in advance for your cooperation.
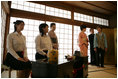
[35,23,52,60]
[4,20,31,78]
[78,25,89,57]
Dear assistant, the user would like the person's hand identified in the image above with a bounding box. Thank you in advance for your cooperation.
[17,57,25,62]
[105,48,107,52]
[24,57,29,62]
[94,48,97,52]
[43,52,47,56]
[86,42,89,46]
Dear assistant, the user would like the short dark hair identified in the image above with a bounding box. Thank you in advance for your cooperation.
[80,25,86,31]
[13,20,24,32]
[50,23,56,27]
[90,28,94,32]
[39,23,48,36]
[97,26,102,29]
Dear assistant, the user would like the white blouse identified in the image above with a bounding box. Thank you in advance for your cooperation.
[7,32,27,59]
[35,34,52,55]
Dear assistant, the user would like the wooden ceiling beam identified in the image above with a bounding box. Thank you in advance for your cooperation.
[59,1,115,15]
[82,1,116,13]
[107,1,117,6]
[30,1,109,19]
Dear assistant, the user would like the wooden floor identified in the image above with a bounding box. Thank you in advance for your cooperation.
[1,65,117,78]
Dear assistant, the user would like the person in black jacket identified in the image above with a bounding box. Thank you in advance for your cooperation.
[88,28,96,65]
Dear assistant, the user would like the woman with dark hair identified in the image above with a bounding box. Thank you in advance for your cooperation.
[4,20,31,78]
[78,25,89,56]
[35,23,52,60]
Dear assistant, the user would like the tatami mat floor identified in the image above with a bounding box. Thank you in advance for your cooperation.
[88,65,117,78]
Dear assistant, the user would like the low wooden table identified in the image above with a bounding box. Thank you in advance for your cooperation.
[32,57,88,78]
[57,60,74,78]
[57,57,88,78]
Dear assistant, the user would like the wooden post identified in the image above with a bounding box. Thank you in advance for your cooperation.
[3,1,11,63]
[71,9,74,55]
[92,16,94,24]
[3,14,11,63]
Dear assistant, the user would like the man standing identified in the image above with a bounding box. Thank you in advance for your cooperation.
[89,28,96,65]
[48,23,58,49]
[94,26,107,67]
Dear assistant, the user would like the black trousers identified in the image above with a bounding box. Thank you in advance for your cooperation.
[4,52,31,70]
[90,47,96,65]
[96,48,105,67]
[35,50,48,60]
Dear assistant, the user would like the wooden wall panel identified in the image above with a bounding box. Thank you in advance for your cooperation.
[114,28,117,65]
[103,28,115,65]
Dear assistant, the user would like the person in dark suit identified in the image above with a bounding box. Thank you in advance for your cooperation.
[88,28,96,65]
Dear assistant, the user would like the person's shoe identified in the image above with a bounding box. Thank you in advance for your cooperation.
[89,63,92,65]
[101,66,105,68]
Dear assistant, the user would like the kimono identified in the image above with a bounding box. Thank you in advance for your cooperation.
[48,30,58,49]
[78,32,88,56]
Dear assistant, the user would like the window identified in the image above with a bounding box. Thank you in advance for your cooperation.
[11,1,71,19]
[85,28,91,62]
[46,6,71,19]
[9,17,45,61]
[74,12,109,26]
[94,17,109,26]
[1,8,7,63]
[73,26,80,52]
[74,12,93,23]
[11,1,45,14]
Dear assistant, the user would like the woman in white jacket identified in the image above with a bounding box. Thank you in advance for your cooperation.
[4,20,31,78]
[35,23,52,60]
